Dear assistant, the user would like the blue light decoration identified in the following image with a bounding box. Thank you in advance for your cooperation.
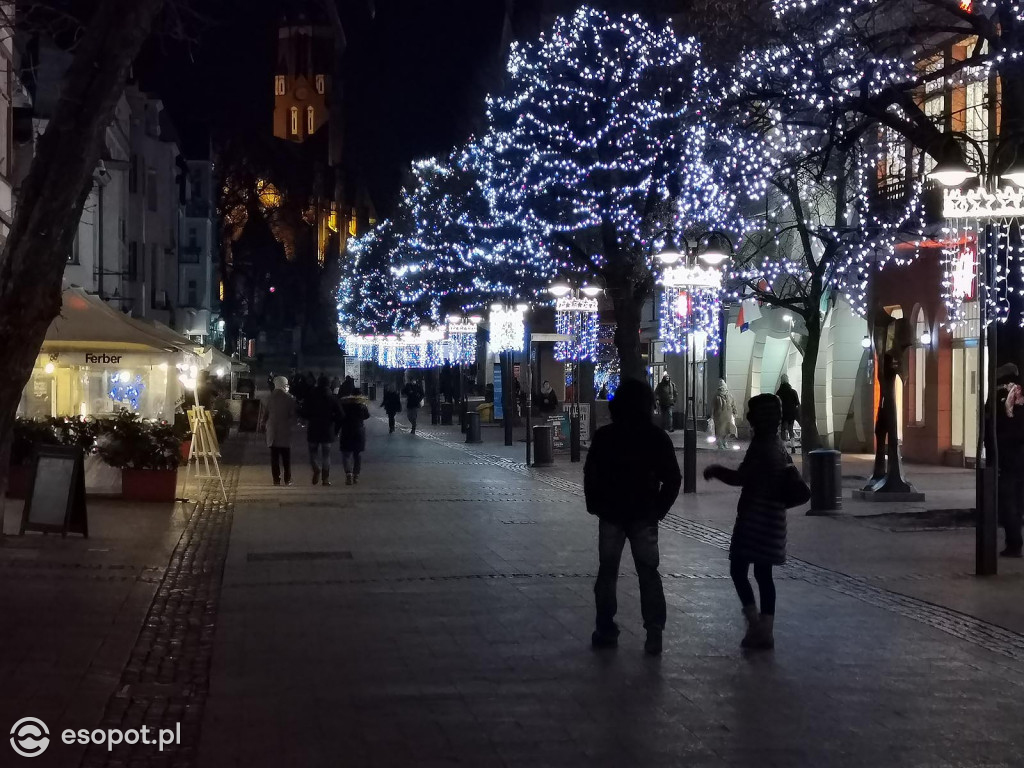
[659,265,723,355]
[445,320,479,365]
[108,373,145,411]
[554,296,599,362]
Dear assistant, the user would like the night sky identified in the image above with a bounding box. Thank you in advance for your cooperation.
[137,0,508,211]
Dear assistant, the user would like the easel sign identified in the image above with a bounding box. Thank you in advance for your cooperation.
[183,406,228,502]
[20,445,88,537]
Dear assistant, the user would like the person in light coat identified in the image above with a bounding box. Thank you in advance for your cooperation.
[712,379,738,450]
[265,375,297,486]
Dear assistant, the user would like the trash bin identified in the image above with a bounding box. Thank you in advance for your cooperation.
[808,449,842,514]
[465,411,483,444]
[441,402,454,425]
[533,425,554,467]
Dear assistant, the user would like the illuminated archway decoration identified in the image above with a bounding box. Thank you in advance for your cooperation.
[658,264,723,354]
[554,296,599,362]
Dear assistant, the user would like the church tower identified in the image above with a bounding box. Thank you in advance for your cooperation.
[272,10,334,143]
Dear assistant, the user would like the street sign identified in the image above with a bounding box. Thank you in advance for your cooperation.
[530,333,573,343]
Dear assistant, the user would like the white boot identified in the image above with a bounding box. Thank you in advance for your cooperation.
[740,605,759,648]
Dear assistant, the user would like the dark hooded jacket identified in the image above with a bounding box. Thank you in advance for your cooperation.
[776,380,800,422]
[708,394,798,565]
[339,396,370,452]
[299,380,342,444]
[584,379,681,524]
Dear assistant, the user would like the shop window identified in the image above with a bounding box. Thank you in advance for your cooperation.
[275,76,286,96]
[913,309,928,426]
[290,107,299,136]
[307,106,315,135]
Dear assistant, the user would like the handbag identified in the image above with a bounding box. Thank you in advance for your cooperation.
[780,464,811,508]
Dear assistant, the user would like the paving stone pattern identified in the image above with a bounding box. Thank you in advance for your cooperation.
[196,421,1024,768]
[417,424,1024,663]
[78,466,239,768]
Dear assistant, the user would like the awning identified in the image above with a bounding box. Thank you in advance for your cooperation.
[126,316,205,356]
[44,288,182,353]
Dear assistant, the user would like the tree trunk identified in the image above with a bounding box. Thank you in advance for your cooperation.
[0,0,166,505]
[607,271,647,383]
[800,316,822,455]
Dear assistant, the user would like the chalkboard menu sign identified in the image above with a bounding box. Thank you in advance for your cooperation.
[20,445,88,537]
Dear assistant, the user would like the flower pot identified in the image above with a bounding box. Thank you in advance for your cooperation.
[122,468,178,503]
[6,464,29,498]
[180,440,192,462]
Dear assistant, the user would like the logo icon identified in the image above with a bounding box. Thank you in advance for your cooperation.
[10,718,49,758]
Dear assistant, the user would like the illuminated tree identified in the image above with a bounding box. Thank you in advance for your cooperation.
[478,6,733,381]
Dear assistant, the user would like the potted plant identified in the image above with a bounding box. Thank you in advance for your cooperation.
[173,412,192,462]
[96,411,181,502]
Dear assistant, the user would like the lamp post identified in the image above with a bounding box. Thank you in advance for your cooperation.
[549,280,601,463]
[928,130,1024,575]
[657,231,733,494]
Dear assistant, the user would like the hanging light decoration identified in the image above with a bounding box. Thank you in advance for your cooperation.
[554,295,599,362]
[446,317,479,365]
[488,305,527,354]
[659,265,724,354]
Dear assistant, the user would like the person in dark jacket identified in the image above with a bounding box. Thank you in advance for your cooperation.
[986,363,1024,557]
[402,380,425,434]
[299,376,342,486]
[704,394,807,650]
[584,378,682,655]
[339,394,370,485]
[654,372,677,432]
[339,376,357,397]
[776,374,800,447]
[537,381,559,413]
[381,385,402,433]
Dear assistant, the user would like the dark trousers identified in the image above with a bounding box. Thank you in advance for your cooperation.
[730,560,776,615]
[781,420,796,441]
[270,446,291,484]
[308,442,331,477]
[999,471,1024,554]
[342,450,362,476]
[595,519,666,634]
[387,412,397,433]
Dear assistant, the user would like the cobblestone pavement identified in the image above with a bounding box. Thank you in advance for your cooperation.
[70,460,240,768]
[191,418,1024,768]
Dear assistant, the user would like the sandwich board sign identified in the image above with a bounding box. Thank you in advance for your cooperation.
[20,445,88,538]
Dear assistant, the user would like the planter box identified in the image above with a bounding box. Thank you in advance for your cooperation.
[5,465,29,498]
[122,468,178,503]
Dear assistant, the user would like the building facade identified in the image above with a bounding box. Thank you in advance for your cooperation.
[272,13,332,144]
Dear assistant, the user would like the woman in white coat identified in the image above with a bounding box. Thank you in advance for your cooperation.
[712,379,738,450]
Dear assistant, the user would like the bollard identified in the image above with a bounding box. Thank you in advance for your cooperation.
[441,402,454,425]
[533,425,554,467]
[465,411,483,444]
[808,449,842,515]
[430,397,440,425]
